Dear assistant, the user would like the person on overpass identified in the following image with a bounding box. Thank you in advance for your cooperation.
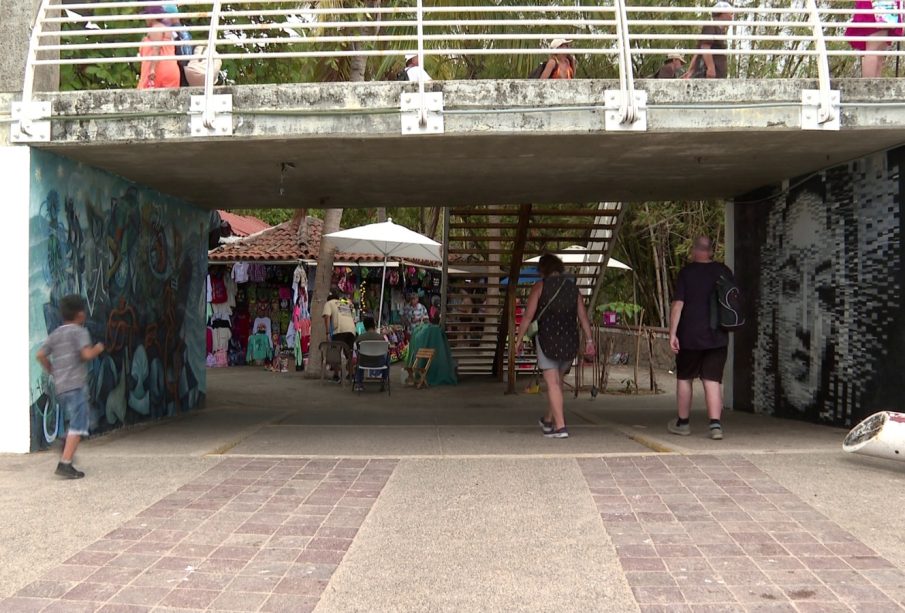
[668,236,733,440]
[538,38,577,80]
[684,1,733,79]
[137,5,181,90]
[401,54,433,82]
[846,0,903,78]
[654,53,686,79]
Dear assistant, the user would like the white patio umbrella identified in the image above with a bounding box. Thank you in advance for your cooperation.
[325,218,442,325]
[525,245,632,270]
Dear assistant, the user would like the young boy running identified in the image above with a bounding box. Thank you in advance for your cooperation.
[36,295,105,479]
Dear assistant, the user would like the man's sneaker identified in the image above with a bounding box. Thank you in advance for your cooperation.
[710,425,724,440]
[538,418,554,434]
[55,462,85,479]
[667,420,691,436]
[544,427,569,439]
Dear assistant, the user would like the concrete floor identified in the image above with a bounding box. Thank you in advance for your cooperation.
[1,366,903,612]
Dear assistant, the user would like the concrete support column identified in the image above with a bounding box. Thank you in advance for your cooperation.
[723,199,735,410]
[0,146,32,453]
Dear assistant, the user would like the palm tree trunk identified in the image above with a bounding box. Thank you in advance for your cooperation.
[306,207,343,378]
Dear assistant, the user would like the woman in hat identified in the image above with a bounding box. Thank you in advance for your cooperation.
[539,38,577,80]
[137,6,181,89]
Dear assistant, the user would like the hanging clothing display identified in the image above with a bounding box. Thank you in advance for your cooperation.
[232,262,250,284]
[246,332,274,363]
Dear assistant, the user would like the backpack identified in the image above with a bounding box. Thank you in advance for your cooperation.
[184,45,222,87]
[529,61,548,79]
[396,67,410,81]
[710,269,745,331]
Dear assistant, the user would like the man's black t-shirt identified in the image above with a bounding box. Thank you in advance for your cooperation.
[674,261,731,350]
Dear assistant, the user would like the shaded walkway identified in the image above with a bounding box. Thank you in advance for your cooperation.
[2,369,904,612]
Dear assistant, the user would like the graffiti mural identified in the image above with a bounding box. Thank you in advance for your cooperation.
[28,150,207,451]
[733,148,905,426]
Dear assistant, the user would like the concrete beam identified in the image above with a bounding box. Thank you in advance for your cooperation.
[27,79,905,208]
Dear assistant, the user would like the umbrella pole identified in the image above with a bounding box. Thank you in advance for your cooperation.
[378,255,388,326]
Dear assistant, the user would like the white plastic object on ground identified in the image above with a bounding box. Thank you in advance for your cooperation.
[842,411,905,462]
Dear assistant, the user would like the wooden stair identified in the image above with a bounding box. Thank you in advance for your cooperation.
[443,203,627,386]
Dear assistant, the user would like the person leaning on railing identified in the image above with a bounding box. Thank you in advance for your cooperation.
[684,1,733,79]
[137,5,181,90]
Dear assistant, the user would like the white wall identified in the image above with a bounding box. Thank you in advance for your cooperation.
[723,200,735,410]
[0,146,31,453]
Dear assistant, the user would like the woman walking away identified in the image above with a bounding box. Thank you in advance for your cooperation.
[137,5,181,90]
[516,254,595,439]
[846,0,903,77]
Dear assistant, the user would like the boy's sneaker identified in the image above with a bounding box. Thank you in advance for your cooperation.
[55,462,85,479]
[667,420,691,436]
[538,418,554,434]
[710,425,724,440]
[544,427,569,439]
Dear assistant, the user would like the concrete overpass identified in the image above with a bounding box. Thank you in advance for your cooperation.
[11,78,905,209]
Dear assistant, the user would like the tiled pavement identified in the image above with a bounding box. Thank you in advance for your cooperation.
[579,455,905,613]
[5,454,905,612]
[2,458,397,613]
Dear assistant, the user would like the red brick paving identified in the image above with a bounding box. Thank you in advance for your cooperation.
[579,455,905,613]
[3,458,396,613]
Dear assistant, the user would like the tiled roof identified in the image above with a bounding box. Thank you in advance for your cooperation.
[209,215,386,263]
[217,210,271,237]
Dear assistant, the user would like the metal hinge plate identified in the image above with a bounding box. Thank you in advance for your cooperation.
[401,91,444,135]
[190,94,233,137]
[801,89,841,131]
[604,90,648,132]
[10,101,52,143]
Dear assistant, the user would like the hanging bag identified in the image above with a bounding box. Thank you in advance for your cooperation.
[184,45,222,87]
[524,280,566,341]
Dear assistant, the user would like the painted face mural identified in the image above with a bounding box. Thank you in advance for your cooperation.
[749,153,903,426]
[28,150,207,451]
[774,191,836,413]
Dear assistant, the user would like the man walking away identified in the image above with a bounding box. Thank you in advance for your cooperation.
[668,236,732,440]
[400,54,433,82]
[684,1,733,79]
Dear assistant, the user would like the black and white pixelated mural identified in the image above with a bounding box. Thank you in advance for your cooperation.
[734,149,905,426]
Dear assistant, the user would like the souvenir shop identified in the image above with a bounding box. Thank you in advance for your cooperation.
[205,260,445,371]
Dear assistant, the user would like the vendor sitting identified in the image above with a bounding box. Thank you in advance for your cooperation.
[403,293,428,332]
[353,316,389,392]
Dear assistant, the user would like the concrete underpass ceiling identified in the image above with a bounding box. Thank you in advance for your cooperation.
[43,129,905,209]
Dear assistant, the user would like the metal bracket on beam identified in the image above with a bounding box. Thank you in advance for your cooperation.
[190,94,233,137]
[10,101,51,143]
[801,89,841,131]
[401,92,444,135]
[604,90,647,132]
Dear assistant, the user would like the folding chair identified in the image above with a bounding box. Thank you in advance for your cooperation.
[319,341,348,387]
[355,340,391,395]
[406,348,436,389]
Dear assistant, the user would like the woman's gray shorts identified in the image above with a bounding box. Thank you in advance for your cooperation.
[536,341,572,373]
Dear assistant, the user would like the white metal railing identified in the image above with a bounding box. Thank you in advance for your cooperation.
[15,0,905,139]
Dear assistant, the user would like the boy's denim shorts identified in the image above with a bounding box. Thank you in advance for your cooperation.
[58,387,89,436]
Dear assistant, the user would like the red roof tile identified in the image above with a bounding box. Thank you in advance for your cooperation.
[209,216,386,263]
[217,210,271,237]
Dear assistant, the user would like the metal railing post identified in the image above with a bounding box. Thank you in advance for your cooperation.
[416,0,427,127]
[203,0,223,129]
[805,0,835,125]
[612,0,639,126]
[16,0,53,140]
